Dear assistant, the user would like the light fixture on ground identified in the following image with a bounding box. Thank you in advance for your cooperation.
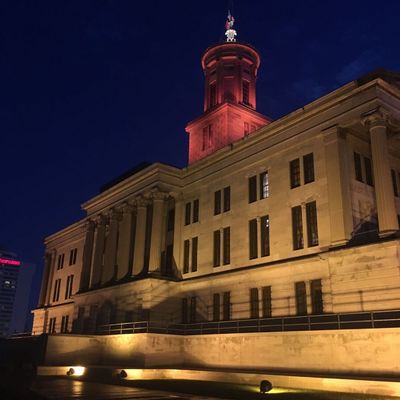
[260,380,272,393]
[66,366,85,376]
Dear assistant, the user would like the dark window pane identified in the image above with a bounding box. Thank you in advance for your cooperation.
[262,286,272,318]
[354,152,363,182]
[213,293,220,321]
[391,169,398,197]
[190,296,197,323]
[311,279,323,315]
[303,153,315,184]
[191,237,198,272]
[167,208,175,231]
[210,83,217,107]
[223,227,230,265]
[185,203,191,225]
[290,158,301,188]
[213,230,221,267]
[165,244,173,275]
[223,291,231,321]
[193,199,199,223]
[250,288,259,318]
[249,175,257,203]
[242,80,250,105]
[223,186,231,212]
[181,298,188,323]
[306,201,318,247]
[364,157,373,186]
[183,240,190,274]
[259,171,269,199]
[249,219,258,259]
[292,206,304,250]
[214,190,221,215]
[260,215,270,257]
[295,281,307,316]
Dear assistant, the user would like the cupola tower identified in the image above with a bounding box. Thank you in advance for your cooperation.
[186,12,271,164]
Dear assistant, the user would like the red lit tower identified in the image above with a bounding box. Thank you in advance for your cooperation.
[186,13,271,164]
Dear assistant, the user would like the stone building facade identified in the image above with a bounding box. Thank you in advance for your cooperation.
[32,37,400,361]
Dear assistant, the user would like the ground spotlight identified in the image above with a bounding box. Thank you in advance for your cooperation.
[260,380,273,393]
[119,369,128,379]
[66,366,85,377]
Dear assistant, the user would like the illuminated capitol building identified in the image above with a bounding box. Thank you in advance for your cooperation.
[32,15,400,394]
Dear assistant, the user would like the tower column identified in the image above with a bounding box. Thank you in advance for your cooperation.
[363,110,398,236]
[132,197,148,276]
[90,215,107,287]
[172,192,183,273]
[102,210,121,283]
[80,220,95,291]
[116,202,135,280]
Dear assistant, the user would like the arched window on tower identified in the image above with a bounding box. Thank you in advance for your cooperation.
[209,83,217,108]
[242,80,250,105]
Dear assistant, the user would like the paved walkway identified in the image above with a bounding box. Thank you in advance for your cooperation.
[31,378,223,400]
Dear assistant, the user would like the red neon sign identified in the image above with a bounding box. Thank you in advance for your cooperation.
[0,258,21,266]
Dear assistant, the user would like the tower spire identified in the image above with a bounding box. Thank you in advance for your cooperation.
[225,10,237,42]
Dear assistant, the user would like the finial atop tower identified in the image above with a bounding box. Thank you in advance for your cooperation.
[225,10,237,42]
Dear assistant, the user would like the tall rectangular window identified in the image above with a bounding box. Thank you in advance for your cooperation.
[48,317,56,334]
[295,281,307,316]
[223,227,230,265]
[262,286,272,318]
[260,215,270,257]
[57,254,64,270]
[223,186,231,212]
[250,288,259,319]
[311,279,323,314]
[183,240,190,274]
[214,190,221,215]
[223,291,231,321]
[306,201,318,247]
[248,175,257,203]
[364,157,373,186]
[213,293,220,321]
[191,237,198,272]
[61,315,69,333]
[290,158,301,188]
[249,219,258,259]
[53,279,61,302]
[242,80,250,105]
[303,153,315,184]
[292,206,304,250]
[65,275,74,299]
[185,202,191,225]
[193,199,199,223]
[190,296,197,323]
[209,82,217,107]
[354,152,363,182]
[259,171,269,199]
[181,298,188,323]
[391,169,398,197]
[213,230,221,267]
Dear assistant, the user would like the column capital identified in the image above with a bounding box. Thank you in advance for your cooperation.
[121,202,134,214]
[149,188,169,202]
[169,191,184,201]
[109,208,122,222]
[134,195,149,208]
[85,219,96,232]
[95,214,108,226]
[361,107,391,129]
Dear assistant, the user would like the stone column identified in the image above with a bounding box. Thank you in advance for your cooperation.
[79,220,95,291]
[38,252,52,307]
[323,126,352,246]
[102,209,121,284]
[90,215,107,287]
[148,190,167,273]
[132,197,148,276]
[363,110,398,236]
[172,192,183,272]
[45,249,56,305]
[116,202,135,280]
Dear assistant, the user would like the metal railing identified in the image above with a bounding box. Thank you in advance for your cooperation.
[96,309,400,335]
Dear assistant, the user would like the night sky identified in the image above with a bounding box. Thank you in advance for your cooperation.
[1,0,400,312]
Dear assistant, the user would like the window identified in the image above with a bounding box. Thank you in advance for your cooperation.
[48,317,56,334]
[209,82,217,107]
[248,175,257,203]
[242,80,250,105]
[250,288,259,319]
[354,152,363,182]
[306,201,318,247]
[213,230,221,267]
[391,169,398,197]
[260,215,270,257]
[223,227,230,265]
[185,203,191,225]
[259,171,269,199]
[190,296,197,323]
[165,244,173,275]
[52,279,61,302]
[182,297,197,323]
[61,315,69,333]
[167,208,175,232]
[310,279,323,314]
[303,153,315,184]
[214,190,221,215]
[181,298,188,323]
[223,186,231,212]
[183,240,190,274]
[290,159,301,188]
[213,293,220,321]
[223,292,231,320]
[292,206,304,250]
[193,199,199,223]
[65,275,74,299]
[202,124,213,151]
[57,254,64,270]
[295,281,307,316]
[262,286,272,318]
[249,219,258,259]
[191,237,198,272]
[364,157,373,186]
[69,248,77,266]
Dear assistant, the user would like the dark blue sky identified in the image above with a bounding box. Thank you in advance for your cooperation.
[1,0,400,307]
